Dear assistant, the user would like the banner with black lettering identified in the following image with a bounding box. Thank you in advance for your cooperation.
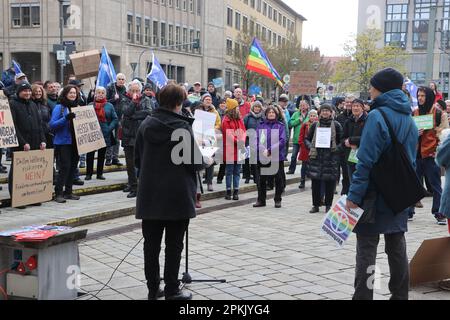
[0,90,19,148]
[72,105,106,155]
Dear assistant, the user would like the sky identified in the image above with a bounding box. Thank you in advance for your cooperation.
[283,0,359,57]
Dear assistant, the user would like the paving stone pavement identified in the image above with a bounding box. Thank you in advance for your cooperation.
[75,187,450,301]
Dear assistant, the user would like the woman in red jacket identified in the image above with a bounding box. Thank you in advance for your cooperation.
[222,99,247,200]
[430,82,444,103]
[298,110,319,189]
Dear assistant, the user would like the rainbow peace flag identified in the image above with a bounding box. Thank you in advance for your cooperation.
[246,38,283,87]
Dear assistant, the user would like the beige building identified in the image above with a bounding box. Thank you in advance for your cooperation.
[0,0,304,92]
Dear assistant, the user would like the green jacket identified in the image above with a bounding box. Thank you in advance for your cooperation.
[289,111,308,144]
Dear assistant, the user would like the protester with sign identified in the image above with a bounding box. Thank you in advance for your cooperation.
[85,87,118,181]
[253,106,286,209]
[298,110,319,189]
[9,81,47,206]
[121,80,153,199]
[222,99,246,201]
[243,101,265,184]
[342,99,368,181]
[409,87,449,225]
[288,100,310,175]
[32,84,53,148]
[135,84,205,301]
[305,104,343,214]
[50,85,81,204]
[346,68,418,300]
[436,129,450,230]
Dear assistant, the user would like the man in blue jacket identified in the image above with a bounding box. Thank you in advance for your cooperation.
[346,68,418,300]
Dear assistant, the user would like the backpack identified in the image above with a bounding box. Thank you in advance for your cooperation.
[371,109,426,213]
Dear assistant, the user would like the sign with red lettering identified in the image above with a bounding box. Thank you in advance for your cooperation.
[12,149,54,208]
[0,91,19,148]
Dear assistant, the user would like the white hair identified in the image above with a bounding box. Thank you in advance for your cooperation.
[128,79,142,92]
[346,93,356,100]
[116,73,126,80]
[95,86,106,93]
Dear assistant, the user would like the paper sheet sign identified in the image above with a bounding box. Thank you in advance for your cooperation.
[348,149,359,164]
[72,105,106,155]
[0,91,19,148]
[413,115,434,130]
[315,127,332,148]
[321,196,364,248]
[12,149,54,208]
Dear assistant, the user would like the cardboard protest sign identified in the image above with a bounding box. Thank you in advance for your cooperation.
[289,71,319,95]
[410,237,450,287]
[321,196,364,248]
[72,105,106,155]
[12,149,54,208]
[0,91,19,148]
[69,50,101,79]
[413,114,434,130]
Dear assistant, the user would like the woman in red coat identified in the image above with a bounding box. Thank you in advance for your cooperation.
[222,99,247,200]
[430,82,444,103]
[298,110,319,189]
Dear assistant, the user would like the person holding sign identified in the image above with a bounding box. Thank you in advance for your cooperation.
[409,87,449,225]
[50,85,81,204]
[342,99,368,182]
[9,82,47,207]
[305,104,343,214]
[85,87,118,181]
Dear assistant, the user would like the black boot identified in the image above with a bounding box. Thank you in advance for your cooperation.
[233,190,239,201]
[310,206,320,214]
[225,190,232,200]
[299,179,306,189]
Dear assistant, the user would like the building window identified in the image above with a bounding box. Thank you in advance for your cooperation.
[136,16,142,44]
[227,7,233,27]
[414,0,437,20]
[176,0,180,9]
[145,19,151,45]
[410,72,426,85]
[235,12,241,30]
[273,9,277,23]
[249,20,255,35]
[385,4,409,47]
[127,14,134,42]
[225,69,232,90]
[233,71,241,85]
[197,0,202,15]
[261,26,266,42]
[226,39,233,56]
[257,0,262,12]
[189,0,194,12]
[250,0,255,9]
[183,27,188,51]
[176,26,181,50]
[153,21,159,46]
[189,29,194,51]
[168,24,174,46]
[256,23,261,38]
[243,16,248,33]
[413,20,429,48]
[11,4,41,28]
[235,42,241,57]
[195,31,201,53]
[161,22,166,46]
[177,67,185,83]
[268,6,272,19]
[263,2,267,16]
[439,72,449,93]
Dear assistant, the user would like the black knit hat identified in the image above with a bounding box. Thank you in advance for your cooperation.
[370,68,404,93]
[319,104,333,114]
[16,81,32,95]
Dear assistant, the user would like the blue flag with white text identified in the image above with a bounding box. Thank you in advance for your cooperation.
[96,47,117,88]
[147,53,168,90]
[12,60,23,75]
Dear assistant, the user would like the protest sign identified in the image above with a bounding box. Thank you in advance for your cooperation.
[69,50,101,79]
[0,91,19,148]
[321,196,364,248]
[315,128,332,148]
[193,110,218,157]
[413,115,434,130]
[289,71,319,95]
[11,149,54,208]
[72,105,106,155]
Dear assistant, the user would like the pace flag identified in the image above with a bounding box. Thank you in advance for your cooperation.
[246,38,283,87]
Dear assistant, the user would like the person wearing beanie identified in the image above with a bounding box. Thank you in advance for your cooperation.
[207,83,221,108]
[346,67,419,300]
[143,83,158,110]
[226,98,239,112]
[9,81,46,207]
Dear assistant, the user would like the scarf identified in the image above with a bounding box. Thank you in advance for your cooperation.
[309,118,337,159]
[95,98,107,123]
[250,111,263,119]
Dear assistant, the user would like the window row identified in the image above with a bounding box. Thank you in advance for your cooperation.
[151,0,202,15]
[226,36,285,57]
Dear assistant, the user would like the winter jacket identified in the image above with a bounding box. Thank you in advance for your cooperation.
[121,95,153,147]
[47,95,58,111]
[33,99,54,146]
[135,108,204,221]
[89,102,119,147]
[222,116,246,163]
[436,133,450,219]
[239,100,252,119]
[305,119,343,181]
[209,90,221,108]
[106,82,127,120]
[348,89,418,236]
[289,111,308,145]
[256,119,286,162]
[204,106,222,130]
[342,113,368,161]
[298,122,312,162]
[9,96,46,151]
[49,104,75,146]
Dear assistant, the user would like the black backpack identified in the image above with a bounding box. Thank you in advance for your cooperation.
[371,109,426,214]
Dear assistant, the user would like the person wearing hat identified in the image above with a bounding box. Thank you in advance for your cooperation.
[191,82,205,97]
[305,103,343,214]
[207,82,221,108]
[9,81,46,207]
[4,73,28,99]
[345,67,419,300]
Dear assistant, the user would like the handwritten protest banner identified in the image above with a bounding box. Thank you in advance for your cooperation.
[321,196,364,248]
[413,114,434,130]
[72,105,106,155]
[0,91,19,148]
[12,149,54,208]
[193,110,218,157]
[289,71,319,95]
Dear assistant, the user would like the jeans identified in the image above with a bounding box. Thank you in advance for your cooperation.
[257,162,285,203]
[288,144,300,173]
[124,146,137,192]
[225,163,242,191]
[55,145,80,195]
[354,233,409,300]
[300,161,309,181]
[142,219,189,297]
[86,147,107,177]
[312,179,336,207]
[79,154,86,164]
[348,163,357,183]
[416,157,442,214]
[205,165,215,185]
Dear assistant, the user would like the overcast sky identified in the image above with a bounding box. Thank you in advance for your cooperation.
[283,0,359,57]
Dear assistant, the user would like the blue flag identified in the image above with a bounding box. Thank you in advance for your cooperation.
[147,53,168,90]
[12,60,23,75]
[96,47,117,88]
[404,78,418,108]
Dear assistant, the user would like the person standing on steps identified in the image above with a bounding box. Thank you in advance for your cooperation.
[243,101,265,184]
[288,99,311,175]
[298,110,319,189]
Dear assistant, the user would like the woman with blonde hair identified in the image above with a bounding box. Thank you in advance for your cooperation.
[32,84,53,148]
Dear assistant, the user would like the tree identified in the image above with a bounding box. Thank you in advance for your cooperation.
[331,29,407,98]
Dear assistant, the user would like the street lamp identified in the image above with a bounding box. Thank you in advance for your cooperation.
[291,58,300,70]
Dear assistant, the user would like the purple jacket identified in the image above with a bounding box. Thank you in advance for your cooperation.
[255,120,286,162]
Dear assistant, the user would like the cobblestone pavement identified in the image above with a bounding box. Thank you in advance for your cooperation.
[76,187,450,301]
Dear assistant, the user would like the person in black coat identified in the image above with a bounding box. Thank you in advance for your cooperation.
[9,82,47,205]
[32,84,54,148]
[305,104,343,213]
[135,84,205,301]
